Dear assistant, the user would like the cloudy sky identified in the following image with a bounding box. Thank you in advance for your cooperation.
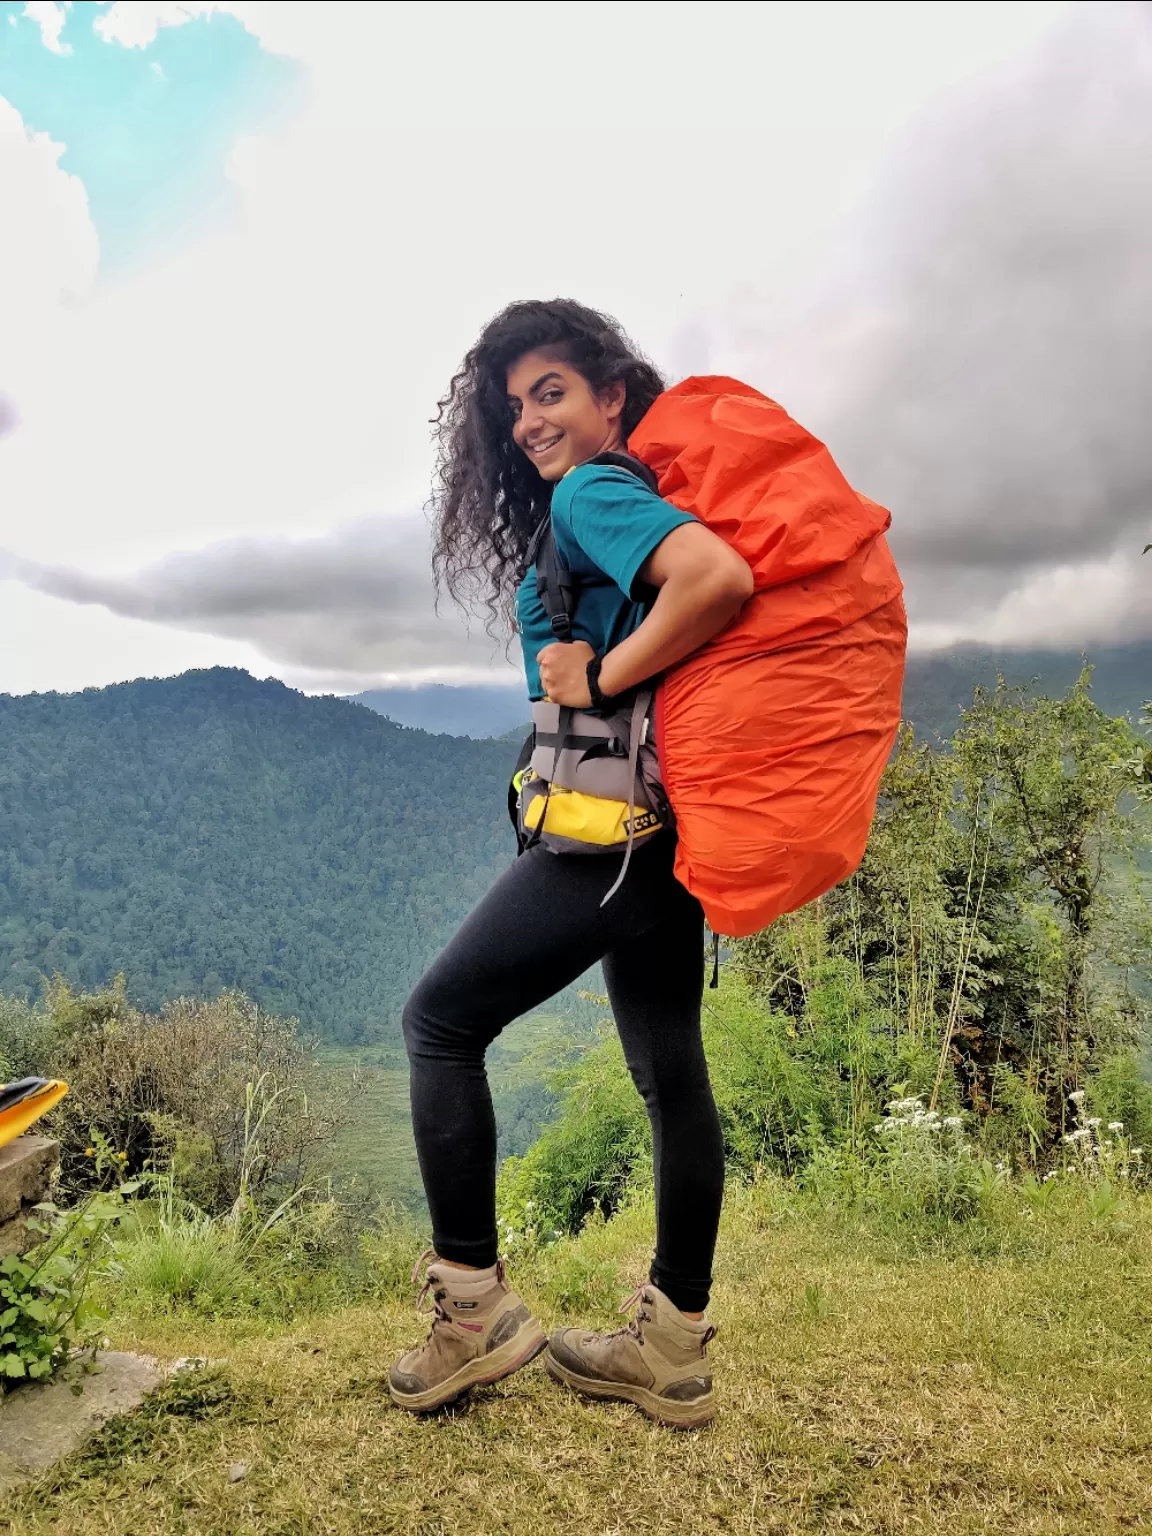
[1,0,1149,697]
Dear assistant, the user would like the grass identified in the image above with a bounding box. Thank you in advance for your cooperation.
[5,1181,1152,1534]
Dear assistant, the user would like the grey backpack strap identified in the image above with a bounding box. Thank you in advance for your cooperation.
[600,689,653,908]
[522,703,571,850]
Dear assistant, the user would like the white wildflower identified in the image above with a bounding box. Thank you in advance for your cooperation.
[1062,1128,1091,1144]
[1086,1117,1102,1129]
[943,1116,962,1129]
[1069,1090,1087,1103]
[1107,1122,1124,1133]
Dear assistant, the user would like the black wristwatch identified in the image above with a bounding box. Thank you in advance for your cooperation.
[586,654,614,712]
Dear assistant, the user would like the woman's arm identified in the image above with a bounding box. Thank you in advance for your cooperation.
[537,521,753,707]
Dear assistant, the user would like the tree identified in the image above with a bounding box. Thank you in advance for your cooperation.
[734,669,1149,1152]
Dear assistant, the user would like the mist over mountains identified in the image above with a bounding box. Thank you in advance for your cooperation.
[355,643,1151,739]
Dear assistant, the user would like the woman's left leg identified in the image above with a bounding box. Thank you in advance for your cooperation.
[545,866,725,1428]
[602,881,724,1314]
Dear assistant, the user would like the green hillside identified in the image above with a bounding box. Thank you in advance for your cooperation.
[0,669,520,1043]
[3,654,1144,1047]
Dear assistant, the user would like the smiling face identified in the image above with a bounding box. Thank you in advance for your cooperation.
[506,350,626,482]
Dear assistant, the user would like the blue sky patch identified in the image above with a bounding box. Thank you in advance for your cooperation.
[0,3,303,274]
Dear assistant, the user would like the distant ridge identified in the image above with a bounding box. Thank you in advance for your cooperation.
[901,640,1150,740]
[351,683,528,740]
[353,643,1151,740]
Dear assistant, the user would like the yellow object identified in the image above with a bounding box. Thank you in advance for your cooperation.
[0,1080,69,1149]
[522,781,660,846]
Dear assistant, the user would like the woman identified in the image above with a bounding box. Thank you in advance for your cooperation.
[391,299,753,1428]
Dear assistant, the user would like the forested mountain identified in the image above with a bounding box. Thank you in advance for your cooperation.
[356,643,1151,739]
[0,669,519,1043]
[2,646,1145,1044]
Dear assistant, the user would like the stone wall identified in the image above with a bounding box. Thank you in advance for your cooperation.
[0,1135,60,1257]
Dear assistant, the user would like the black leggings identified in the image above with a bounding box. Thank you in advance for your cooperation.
[401,834,724,1313]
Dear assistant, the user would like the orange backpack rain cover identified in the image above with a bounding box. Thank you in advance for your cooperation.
[629,376,907,938]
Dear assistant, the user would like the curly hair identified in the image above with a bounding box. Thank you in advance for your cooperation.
[430,298,665,632]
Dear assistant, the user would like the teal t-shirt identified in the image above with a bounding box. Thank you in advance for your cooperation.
[516,462,695,700]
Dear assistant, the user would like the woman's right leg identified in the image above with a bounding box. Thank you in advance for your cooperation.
[401,843,660,1266]
[395,845,664,1411]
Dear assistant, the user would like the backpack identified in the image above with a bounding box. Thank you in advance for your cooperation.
[514,379,907,938]
[629,375,907,938]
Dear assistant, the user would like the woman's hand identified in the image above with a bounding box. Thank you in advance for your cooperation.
[537,640,595,706]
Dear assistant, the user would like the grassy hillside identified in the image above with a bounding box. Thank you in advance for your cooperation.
[0,668,520,1044]
[320,1012,583,1211]
[9,1184,1152,1534]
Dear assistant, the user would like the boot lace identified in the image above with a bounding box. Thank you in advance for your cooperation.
[605,1284,652,1341]
[411,1248,449,1331]
[608,1284,717,1348]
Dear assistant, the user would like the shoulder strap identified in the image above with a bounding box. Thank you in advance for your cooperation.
[529,453,661,642]
[535,520,575,641]
[585,450,660,494]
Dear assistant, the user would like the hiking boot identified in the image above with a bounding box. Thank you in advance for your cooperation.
[546,1282,716,1429]
[389,1250,546,1412]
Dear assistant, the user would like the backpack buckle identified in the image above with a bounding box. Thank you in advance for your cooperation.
[550,614,572,640]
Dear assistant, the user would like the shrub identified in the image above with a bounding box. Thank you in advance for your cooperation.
[0,993,54,1082]
[496,978,944,1239]
[14,980,353,1215]
[497,1033,648,1240]
[867,1097,989,1222]
[111,1166,423,1321]
[118,1218,255,1316]
[1059,1088,1147,1187]
[1086,1051,1152,1155]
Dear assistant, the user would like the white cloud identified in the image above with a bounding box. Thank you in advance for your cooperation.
[0,583,276,697]
[670,2,1152,652]
[914,553,1148,652]
[0,95,97,318]
[0,513,517,690]
[21,2,71,56]
[93,2,220,49]
[8,0,1117,695]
